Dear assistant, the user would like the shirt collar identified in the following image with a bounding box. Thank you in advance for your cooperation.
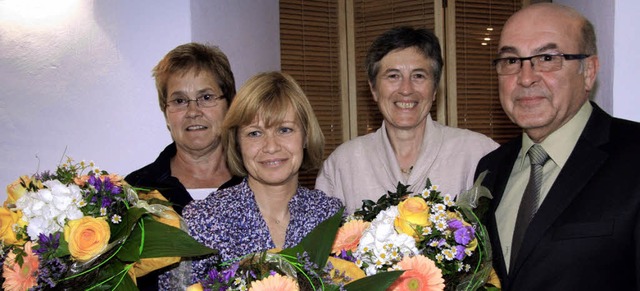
[518,101,592,168]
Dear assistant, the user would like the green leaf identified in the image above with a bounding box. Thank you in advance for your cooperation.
[280,208,344,268]
[53,235,70,257]
[138,217,218,258]
[113,271,139,291]
[110,207,147,243]
[344,270,404,291]
[116,221,143,262]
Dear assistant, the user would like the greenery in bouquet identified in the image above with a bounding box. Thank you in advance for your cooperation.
[0,157,217,290]
[189,208,404,291]
[332,175,498,291]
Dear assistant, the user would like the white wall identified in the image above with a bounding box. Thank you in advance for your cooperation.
[190,0,281,86]
[556,0,640,122]
[612,0,640,121]
[0,0,280,201]
[555,0,614,114]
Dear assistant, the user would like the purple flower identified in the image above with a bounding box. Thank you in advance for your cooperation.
[448,219,464,230]
[221,263,239,283]
[453,225,475,245]
[35,233,60,255]
[454,245,467,260]
[207,268,220,282]
[337,249,356,262]
[88,174,101,190]
[101,197,113,208]
[102,177,121,195]
[35,257,68,289]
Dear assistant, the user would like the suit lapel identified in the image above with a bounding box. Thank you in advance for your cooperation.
[509,103,611,275]
[488,139,521,281]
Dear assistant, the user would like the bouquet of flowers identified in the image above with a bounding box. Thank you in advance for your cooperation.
[0,157,217,290]
[331,175,499,291]
[189,208,404,291]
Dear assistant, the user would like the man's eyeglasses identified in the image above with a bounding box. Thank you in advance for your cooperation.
[493,53,590,75]
[165,95,225,113]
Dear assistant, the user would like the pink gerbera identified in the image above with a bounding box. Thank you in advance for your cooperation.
[2,241,39,291]
[388,255,445,291]
[331,219,370,254]
[249,273,299,291]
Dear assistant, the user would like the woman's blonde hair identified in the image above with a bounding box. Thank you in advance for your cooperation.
[223,71,325,176]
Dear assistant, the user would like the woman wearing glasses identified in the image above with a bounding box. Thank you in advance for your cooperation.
[125,43,242,290]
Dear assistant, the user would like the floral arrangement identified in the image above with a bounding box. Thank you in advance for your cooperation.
[189,208,404,291]
[331,175,499,291]
[0,157,217,290]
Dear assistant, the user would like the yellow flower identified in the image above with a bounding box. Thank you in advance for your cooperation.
[5,176,31,207]
[487,267,501,288]
[395,216,420,239]
[397,197,430,226]
[64,216,110,262]
[249,273,299,291]
[465,238,478,252]
[331,219,370,254]
[327,257,365,284]
[0,207,23,245]
[395,197,430,239]
[186,283,204,291]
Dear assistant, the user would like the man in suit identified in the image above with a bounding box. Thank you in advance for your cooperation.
[475,3,640,290]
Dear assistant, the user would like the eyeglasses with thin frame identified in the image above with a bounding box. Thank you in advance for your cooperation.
[493,53,590,75]
[165,94,225,113]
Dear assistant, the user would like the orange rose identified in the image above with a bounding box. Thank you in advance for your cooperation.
[5,176,31,207]
[64,216,110,262]
[0,207,23,245]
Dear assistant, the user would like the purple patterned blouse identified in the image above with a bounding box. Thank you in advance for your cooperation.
[160,178,343,287]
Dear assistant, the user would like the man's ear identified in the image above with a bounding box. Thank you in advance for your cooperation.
[583,55,599,92]
[369,81,379,102]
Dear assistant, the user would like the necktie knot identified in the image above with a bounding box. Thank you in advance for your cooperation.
[528,144,549,166]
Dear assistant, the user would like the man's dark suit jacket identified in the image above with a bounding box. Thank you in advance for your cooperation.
[475,102,640,290]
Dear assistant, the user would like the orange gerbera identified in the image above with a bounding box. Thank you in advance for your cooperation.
[388,255,445,291]
[2,242,39,291]
[331,219,370,254]
[249,273,299,291]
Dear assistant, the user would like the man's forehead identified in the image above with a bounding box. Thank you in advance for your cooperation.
[497,43,561,56]
[498,16,581,56]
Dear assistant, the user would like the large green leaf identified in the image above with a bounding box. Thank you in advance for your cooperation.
[345,270,404,291]
[116,221,143,262]
[110,207,147,243]
[279,208,344,268]
[138,217,218,258]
